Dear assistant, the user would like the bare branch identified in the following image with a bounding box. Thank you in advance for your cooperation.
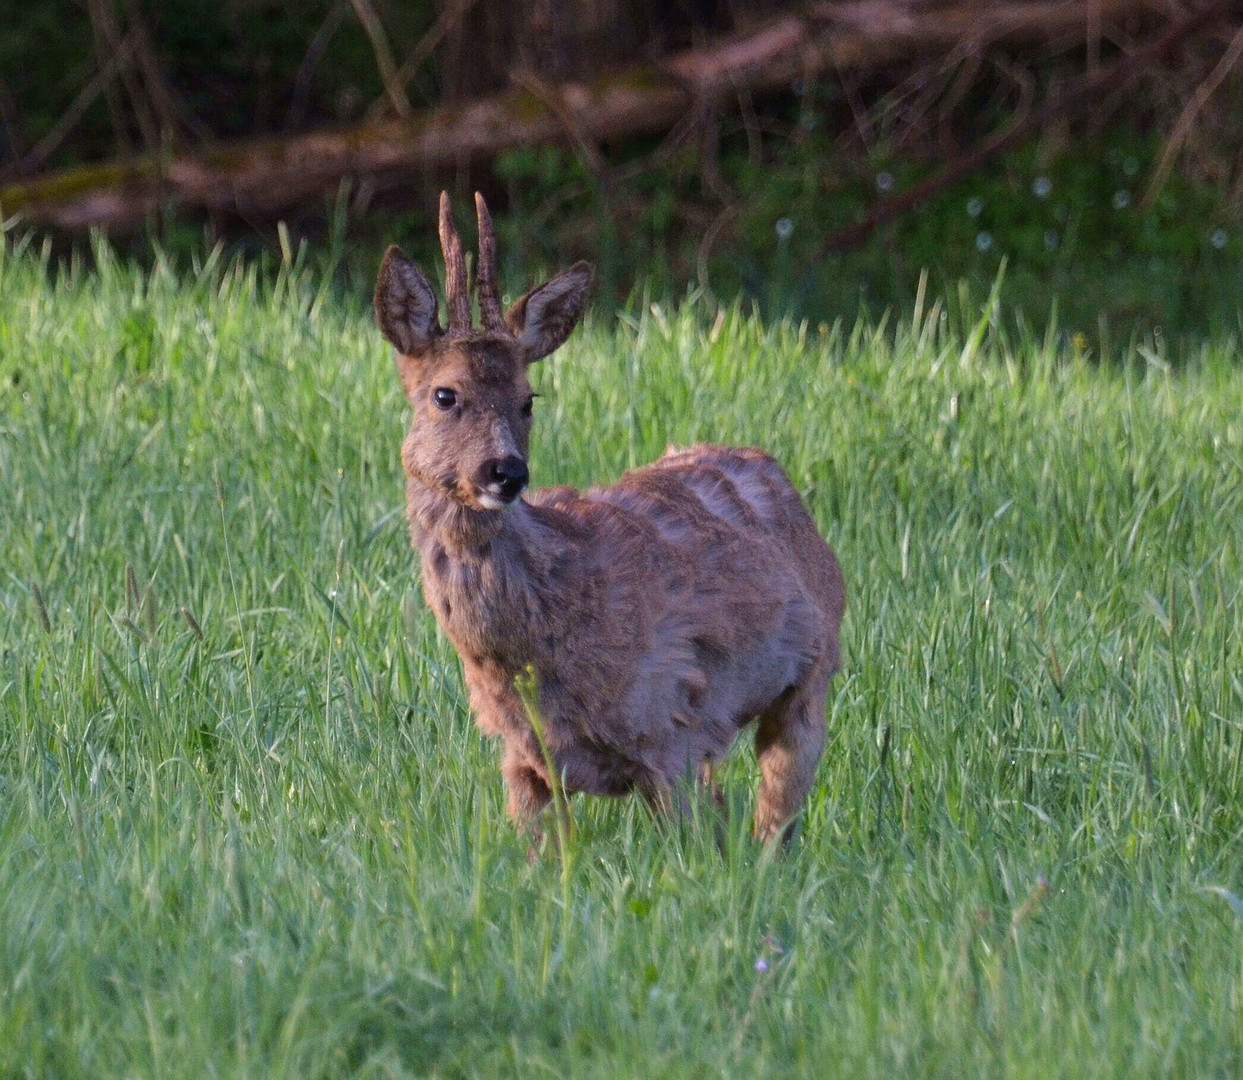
[288,2,349,131]
[815,1,1233,258]
[122,0,211,144]
[87,0,158,152]
[2,34,136,180]
[510,68,605,177]
[349,0,414,118]
[0,74,28,163]
[84,0,133,154]
[366,0,482,121]
[1142,21,1243,208]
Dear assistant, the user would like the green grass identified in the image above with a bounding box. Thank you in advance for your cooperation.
[1,237,1241,1078]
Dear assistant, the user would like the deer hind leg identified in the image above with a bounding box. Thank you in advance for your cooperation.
[638,777,677,819]
[753,677,829,845]
[698,760,725,811]
[639,770,713,828]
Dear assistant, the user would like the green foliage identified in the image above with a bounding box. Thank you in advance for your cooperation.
[1,243,1241,1077]
[0,1,435,165]
[490,124,1242,338]
[7,2,1240,337]
[0,5,101,162]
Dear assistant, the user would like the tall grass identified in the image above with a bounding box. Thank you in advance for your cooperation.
[1,238,1240,1078]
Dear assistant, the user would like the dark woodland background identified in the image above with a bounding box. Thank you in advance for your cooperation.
[4,0,1243,334]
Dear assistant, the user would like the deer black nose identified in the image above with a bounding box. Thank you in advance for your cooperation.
[489,455,529,500]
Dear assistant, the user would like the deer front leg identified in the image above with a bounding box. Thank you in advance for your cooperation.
[501,744,552,827]
[467,673,554,832]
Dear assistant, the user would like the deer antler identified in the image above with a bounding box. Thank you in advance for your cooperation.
[438,190,471,331]
[474,192,504,331]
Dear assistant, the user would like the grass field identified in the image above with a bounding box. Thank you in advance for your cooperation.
[1,239,1241,1078]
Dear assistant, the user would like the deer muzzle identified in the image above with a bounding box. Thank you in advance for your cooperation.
[478,455,528,508]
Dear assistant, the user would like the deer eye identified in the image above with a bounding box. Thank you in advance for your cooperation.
[432,387,457,410]
[521,394,536,418]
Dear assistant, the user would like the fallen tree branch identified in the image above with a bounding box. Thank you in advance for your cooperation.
[0,0,1175,229]
[814,0,1234,257]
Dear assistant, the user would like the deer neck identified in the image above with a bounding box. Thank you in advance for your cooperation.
[405,475,556,663]
[405,474,508,558]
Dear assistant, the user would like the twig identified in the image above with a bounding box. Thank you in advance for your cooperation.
[1142,21,1243,208]
[814,1,1232,258]
[1088,0,1103,77]
[697,202,740,292]
[736,86,762,163]
[936,50,985,157]
[84,0,132,155]
[2,35,136,180]
[87,0,158,152]
[987,53,1037,133]
[288,2,348,131]
[511,68,606,177]
[349,0,413,118]
[0,74,26,162]
[366,0,481,121]
[882,57,964,155]
[698,106,734,203]
[837,67,875,148]
[122,0,211,143]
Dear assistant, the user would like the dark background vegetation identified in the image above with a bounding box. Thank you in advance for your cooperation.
[3,0,1243,336]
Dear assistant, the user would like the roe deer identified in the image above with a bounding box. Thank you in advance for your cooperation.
[375,192,845,842]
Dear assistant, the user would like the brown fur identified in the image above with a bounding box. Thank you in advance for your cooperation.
[375,194,845,842]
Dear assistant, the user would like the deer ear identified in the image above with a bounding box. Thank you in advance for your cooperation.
[505,262,592,363]
[375,245,440,354]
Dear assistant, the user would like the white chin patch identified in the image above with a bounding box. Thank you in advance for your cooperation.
[476,492,513,511]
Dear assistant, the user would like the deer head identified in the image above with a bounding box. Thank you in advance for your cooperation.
[375,192,591,510]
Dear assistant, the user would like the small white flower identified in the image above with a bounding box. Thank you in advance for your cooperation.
[1211,228,1227,249]
[966,197,983,218]
[1112,190,1130,210]
[775,217,794,241]
[976,231,993,252]
[876,171,894,193]
[1031,177,1052,198]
